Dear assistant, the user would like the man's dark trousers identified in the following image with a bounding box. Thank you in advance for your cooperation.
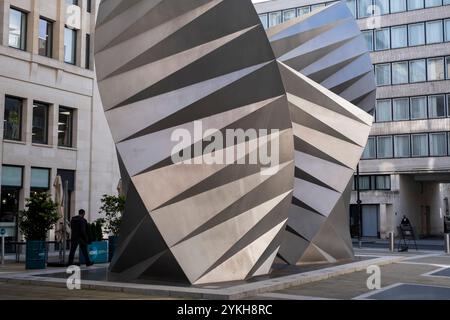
[68,241,91,265]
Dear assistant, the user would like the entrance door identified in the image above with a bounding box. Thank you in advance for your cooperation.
[362,205,379,238]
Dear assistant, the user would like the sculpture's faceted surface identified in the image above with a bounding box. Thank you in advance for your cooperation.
[267,2,376,113]
[267,3,375,264]
[95,0,294,284]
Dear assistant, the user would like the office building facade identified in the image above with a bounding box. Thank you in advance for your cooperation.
[255,0,450,239]
[0,0,120,245]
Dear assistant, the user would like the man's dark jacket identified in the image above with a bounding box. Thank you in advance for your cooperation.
[70,215,89,245]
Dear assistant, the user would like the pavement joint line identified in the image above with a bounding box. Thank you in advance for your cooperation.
[352,283,405,300]
[0,255,408,300]
[421,266,450,279]
[257,293,336,300]
[399,261,450,268]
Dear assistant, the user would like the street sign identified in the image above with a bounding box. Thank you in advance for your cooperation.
[0,227,14,238]
[0,229,5,236]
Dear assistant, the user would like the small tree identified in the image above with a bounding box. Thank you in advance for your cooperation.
[88,219,105,242]
[19,193,59,241]
[99,195,125,236]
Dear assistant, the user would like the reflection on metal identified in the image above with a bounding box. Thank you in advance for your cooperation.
[267,2,375,265]
[267,2,376,113]
[95,0,375,283]
[95,0,294,284]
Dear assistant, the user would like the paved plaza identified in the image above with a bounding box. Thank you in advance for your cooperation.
[2,247,450,300]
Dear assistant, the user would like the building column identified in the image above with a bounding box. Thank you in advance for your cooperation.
[54,0,66,62]
[24,98,33,145]
[27,0,39,55]
[0,0,11,47]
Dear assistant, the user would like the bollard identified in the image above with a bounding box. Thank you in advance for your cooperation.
[389,231,395,252]
[446,234,450,255]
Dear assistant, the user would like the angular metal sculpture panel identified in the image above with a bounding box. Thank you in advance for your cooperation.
[95,0,294,284]
[267,2,375,264]
[267,2,376,113]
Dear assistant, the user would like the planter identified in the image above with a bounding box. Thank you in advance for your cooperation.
[80,241,109,264]
[25,240,46,270]
[108,236,118,262]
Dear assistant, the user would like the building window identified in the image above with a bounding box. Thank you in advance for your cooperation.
[391,26,407,48]
[448,95,450,117]
[408,0,425,10]
[346,0,357,17]
[392,62,409,84]
[297,7,311,16]
[362,30,374,51]
[446,57,450,79]
[376,100,392,122]
[375,64,391,85]
[359,0,373,17]
[377,136,393,158]
[58,107,74,147]
[425,0,442,7]
[409,59,426,83]
[391,0,407,12]
[64,27,77,64]
[375,28,390,50]
[375,0,390,14]
[427,58,445,81]
[412,134,429,157]
[32,102,49,145]
[429,133,447,156]
[356,176,371,190]
[311,3,326,11]
[283,9,296,22]
[375,175,391,190]
[85,34,91,69]
[428,95,446,118]
[269,11,282,27]
[1,165,23,238]
[30,168,50,193]
[394,135,411,158]
[38,18,53,58]
[445,20,450,42]
[259,14,268,29]
[8,8,27,50]
[410,96,428,119]
[4,96,23,141]
[393,98,410,120]
[87,0,92,13]
[408,23,425,46]
[362,137,376,159]
[66,0,79,5]
[426,20,444,44]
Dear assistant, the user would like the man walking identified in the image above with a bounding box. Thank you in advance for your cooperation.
[68,209,94,266]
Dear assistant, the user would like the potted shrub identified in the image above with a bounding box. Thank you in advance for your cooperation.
[98,194,124,262]
[19,193,59,270]
[80,219,108,264]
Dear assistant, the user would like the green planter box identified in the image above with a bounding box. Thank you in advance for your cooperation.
[80,241,109,264]
[26,240,46,270]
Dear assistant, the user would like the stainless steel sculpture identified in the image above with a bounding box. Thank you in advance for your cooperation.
[267,2,375,264]
[95,0,375,283]
[95,0,294,284]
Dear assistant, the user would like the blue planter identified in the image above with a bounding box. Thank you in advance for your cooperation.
[80,241,109,264]
[108,236,118,262]
[26,240,46,270]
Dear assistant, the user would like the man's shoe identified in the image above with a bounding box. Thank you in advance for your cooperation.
[86,261,94,267]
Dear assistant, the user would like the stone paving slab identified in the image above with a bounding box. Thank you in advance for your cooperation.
[0,255,404,300]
